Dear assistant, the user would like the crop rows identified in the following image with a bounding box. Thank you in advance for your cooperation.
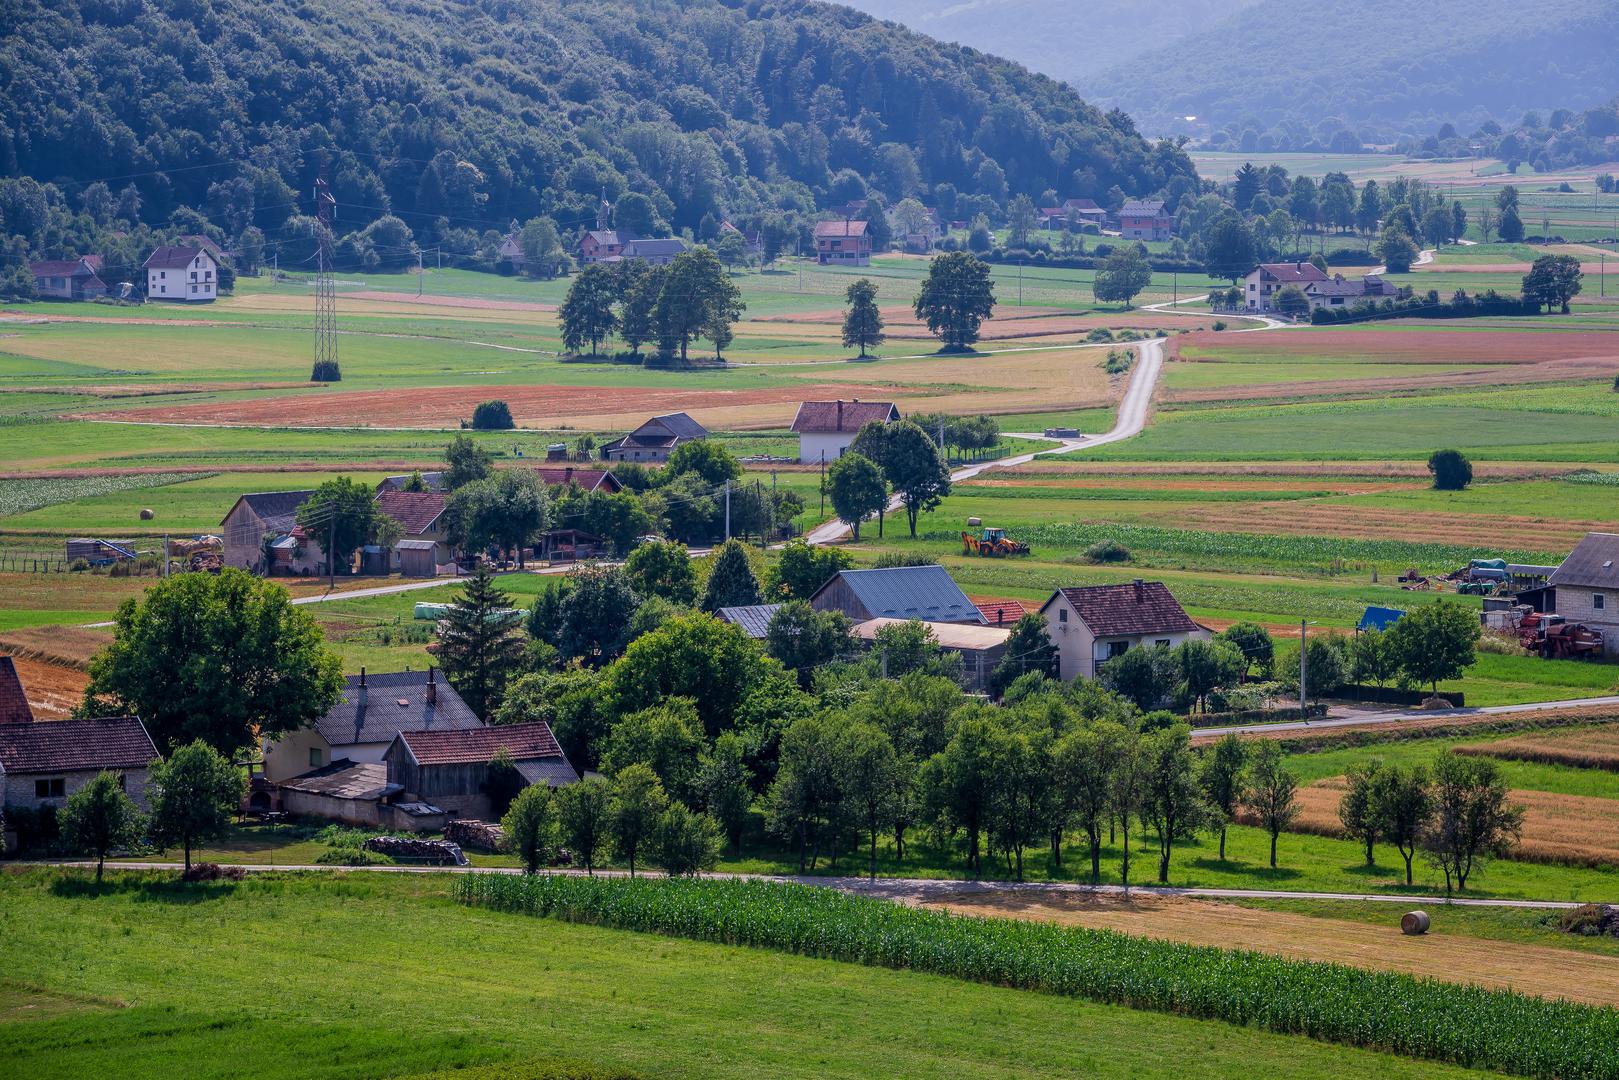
[0,472,206,519]
[922,520,1558,574]
[457,874,1619,1080]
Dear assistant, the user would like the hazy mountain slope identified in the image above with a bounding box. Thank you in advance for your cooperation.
[1086,0,1619,136]
[836,0,1257,83]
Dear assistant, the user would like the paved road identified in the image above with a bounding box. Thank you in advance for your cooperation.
[1197,694,1619,738]
[32,860,1593,909]
[802,336,1167,545]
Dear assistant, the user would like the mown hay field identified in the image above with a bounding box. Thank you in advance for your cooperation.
[1458,725,1619,772]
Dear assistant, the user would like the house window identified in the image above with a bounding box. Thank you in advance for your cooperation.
[1058,608,1068,624]
[160,271,167,279]
[1106,641,1130,658]
[35,777,66,799]
[1155,639,1171,648]
[310,747,324,767]
[1596,594,1606,611]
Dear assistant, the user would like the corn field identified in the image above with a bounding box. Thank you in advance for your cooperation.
[457,874,1619,1080]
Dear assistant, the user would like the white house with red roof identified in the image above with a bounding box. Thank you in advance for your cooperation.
[144,243,217,302]
[1039,581,1210,681]
[1242,261,1329,312]
[790,399,899,463]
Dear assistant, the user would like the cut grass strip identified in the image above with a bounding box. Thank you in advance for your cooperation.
[456,874,1619,1080]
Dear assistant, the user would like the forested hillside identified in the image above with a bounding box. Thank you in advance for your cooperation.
[0,0,1193,268]
[1087,0,1619,141]
[835,0,1253,86]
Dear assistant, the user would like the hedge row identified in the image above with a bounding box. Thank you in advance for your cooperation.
[456,874,1619,1079]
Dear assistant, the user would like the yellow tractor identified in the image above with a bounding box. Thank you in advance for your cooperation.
[961,526,1031,557]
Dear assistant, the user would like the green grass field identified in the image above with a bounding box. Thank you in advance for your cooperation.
[0,870,1488,1080]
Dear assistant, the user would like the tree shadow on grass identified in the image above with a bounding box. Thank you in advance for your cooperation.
[50,876,238,905]
[1186,856,1303,883]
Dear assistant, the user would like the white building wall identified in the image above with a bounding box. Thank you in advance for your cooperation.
[148,252,217,302]
[3,766,151,812]
[798,431,858,464]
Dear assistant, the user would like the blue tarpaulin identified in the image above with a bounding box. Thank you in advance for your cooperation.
[1359,606,1407,632]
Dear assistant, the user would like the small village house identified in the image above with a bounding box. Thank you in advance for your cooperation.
[377,471,448,494]
[1062,198,1108,227]
[790,399,899,463]
[850,617,1011,692]
[1548,532,1619,654]
[811,565,987,626]
[600,412,709,463]
[813,219,871,265]
[1242,261,1328,312]
[220,490,318,575]
[263,668,481,783]
[30,257,107,301]
[0,658,160,812]
[374,489,453,575]
[1039,581,1210,681]
[534,466,623,494]
[1302,272,1396,312]
[579,198,687,266]
[717,604,783,640]
[1118,199,1172,241]
[383,720,577,821]
[143,244,218,302]
[497,220,526,270]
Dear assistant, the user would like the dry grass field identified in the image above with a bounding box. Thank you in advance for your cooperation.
[1277,776,1619,868]
[915,888,1619,1008]
[1458,725,1619,772]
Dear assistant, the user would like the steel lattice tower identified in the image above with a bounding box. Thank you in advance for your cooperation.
[311,176,340,381]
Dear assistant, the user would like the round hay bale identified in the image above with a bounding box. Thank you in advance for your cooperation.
[139,508,155,521]
[967,517,982,527]
[1401,910,1430,936]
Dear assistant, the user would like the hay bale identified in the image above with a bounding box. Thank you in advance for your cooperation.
[1401,910,1430,935]
[139,508,155,520]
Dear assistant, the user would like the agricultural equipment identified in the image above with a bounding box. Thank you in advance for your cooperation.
[1398,568,1431,590]
[1516,612,1607,659]
[961,526,1031,557]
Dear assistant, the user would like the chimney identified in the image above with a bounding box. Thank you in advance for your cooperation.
[427,666,437,706]
[1133,578,1145,600]
[836,399,843,430]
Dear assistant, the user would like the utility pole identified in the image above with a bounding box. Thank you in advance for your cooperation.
[819,452,826,515]
[724,479,731,541]
[1172,270,1178,306]
[1018,259,1024,306]
[417,248,424,298]
[328,519,336,591]
[797,238,803,293]
[163,533,170,579]
[1299,619,1308,716]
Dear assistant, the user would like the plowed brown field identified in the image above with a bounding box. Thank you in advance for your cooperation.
[913,889,1619,1007]
[76,381,912,429]
[1268,776,1619,867]
[1458,724,1619,772]
[1146,501,1614,551]
[0,656,90,719]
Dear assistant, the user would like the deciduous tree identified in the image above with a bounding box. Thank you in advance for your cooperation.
[556,775,613,874]
[1243,740,1298,868]
[502,783,559,873]
[1422,752,1523,893]
[147,741,244,876]
[60,770,144,882]
[1198,732,1247,860]
[827,453,886,541]
[1092,245,1153,308]
[913,251,995,351]
[558,263,620,355]
[841,278,885,358]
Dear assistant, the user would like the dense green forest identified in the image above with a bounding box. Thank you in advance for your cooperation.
[0,0,1193,273]
[1088,0,1619,141]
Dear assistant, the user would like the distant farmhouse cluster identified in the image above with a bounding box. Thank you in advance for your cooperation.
[30,234,225,304]
[1242,261,1397,314]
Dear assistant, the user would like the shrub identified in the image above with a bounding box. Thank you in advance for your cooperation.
[314,847,392,866]
[1083,539,1130,563]
[1085,327,1114,343]
[1552,904,1619,938]
[872,551,938,569]
[1211,320,1227,331]
[457,875,1619,1079]
[1428,449,1473,491]
[472,400,516,430]
[310,360,342,382]
[182,862,247,882]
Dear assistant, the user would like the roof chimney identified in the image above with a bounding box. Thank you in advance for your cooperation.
[836,399,844,430]
[1133,578,1145,600]
[427,666,437,706]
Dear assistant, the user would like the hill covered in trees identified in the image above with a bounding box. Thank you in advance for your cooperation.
[1085,0,1619,142]
[0,0,1193,272]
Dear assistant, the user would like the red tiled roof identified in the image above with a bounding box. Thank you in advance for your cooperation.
[375,490,446,536]
[0,656,35,725]
[0,716,157,773]
[974,599,1033,627]
[30,259,97,277]
[1045,582,1202,637]
[399,720,563,766]
[790,400,898,433]
[534,467,622,493]
[813,219,868,239]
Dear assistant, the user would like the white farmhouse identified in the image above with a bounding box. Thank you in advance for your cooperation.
[790,399,899,464]
[1039,581,1210,681]
[144,244,218,302]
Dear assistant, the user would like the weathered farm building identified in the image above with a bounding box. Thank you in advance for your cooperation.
[1548,532,1619,654]
[374,489,453,574]
[30,257,107,300]
[383,721,576,821]
[810,565,986,626]
[850,617,1011,692]
[220,490,318,575]
[717,603,783,640]
[0,661,159,812]
[600,412,709,462]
